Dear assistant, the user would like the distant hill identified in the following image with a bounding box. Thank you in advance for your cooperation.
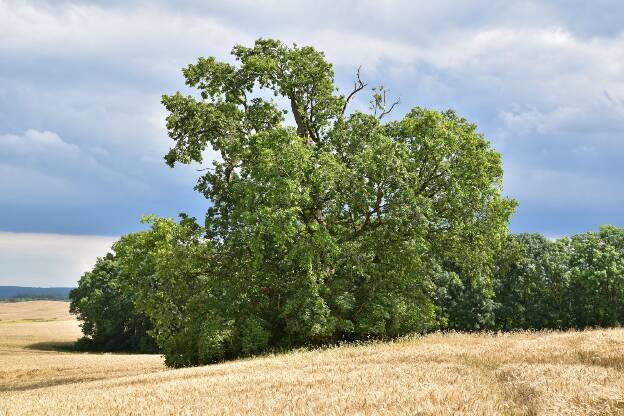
[0,286,73,301]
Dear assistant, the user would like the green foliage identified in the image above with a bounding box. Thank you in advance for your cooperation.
[566,226,624,328]
[113,215,220,366]
[434,270,496,330]
[73,39,624,363]
[127,38,516,366]
[69,253,157,353]
[493,234,571,329]
[70,40,624,360]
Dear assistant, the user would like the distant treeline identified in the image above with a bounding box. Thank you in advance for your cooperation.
[0,286,73,301]
[441,226,624,331]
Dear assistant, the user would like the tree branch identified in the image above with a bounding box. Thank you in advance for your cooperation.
[378,89,400,120]
[342,66,367,115]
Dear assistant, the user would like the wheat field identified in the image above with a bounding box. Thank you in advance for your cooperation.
[1,301,624,415]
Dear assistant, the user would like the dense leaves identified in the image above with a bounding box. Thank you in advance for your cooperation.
[113,215,220,366]
[493,234,571,329]
[566,226,624,327]
[71,40,624,366]
[138,39,515,366]
[69,253,157,352]
[493,226,624,330]
[73,224,624,360]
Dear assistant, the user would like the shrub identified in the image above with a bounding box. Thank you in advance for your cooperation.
[69,253,157,353]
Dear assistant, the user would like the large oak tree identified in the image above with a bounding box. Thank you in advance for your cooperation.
[117,39,515,366]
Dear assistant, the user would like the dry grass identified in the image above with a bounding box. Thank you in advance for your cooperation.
[1,302,624,415]
[0,301,165,396]
[0,300,72,322]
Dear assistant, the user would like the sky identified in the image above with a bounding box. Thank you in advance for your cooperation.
[1,0,623,286]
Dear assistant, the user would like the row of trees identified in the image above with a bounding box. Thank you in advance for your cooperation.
[437,226,624,331]
[495,227,624,330]
[69,39,624,367]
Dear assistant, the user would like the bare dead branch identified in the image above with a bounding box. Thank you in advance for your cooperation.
[379,97,400,120]
[342,66,367,114]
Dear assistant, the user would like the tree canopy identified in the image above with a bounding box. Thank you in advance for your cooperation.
[69,41,624,366]
[120,38,515,366]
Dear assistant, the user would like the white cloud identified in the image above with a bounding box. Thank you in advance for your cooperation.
[0,128,80,155]
[0,231,116,287]
[0,2,248,66]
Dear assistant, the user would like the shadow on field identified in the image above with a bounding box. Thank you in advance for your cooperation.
[25,340,162,355]
[24,341,77,352]
[0,377,102,393]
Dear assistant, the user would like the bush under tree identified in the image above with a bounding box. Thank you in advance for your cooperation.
[69,253,157,353]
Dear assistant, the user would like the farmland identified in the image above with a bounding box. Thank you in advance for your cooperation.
[1,301,624,415]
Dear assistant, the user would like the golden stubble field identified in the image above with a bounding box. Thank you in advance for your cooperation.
[1,301,624,415]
